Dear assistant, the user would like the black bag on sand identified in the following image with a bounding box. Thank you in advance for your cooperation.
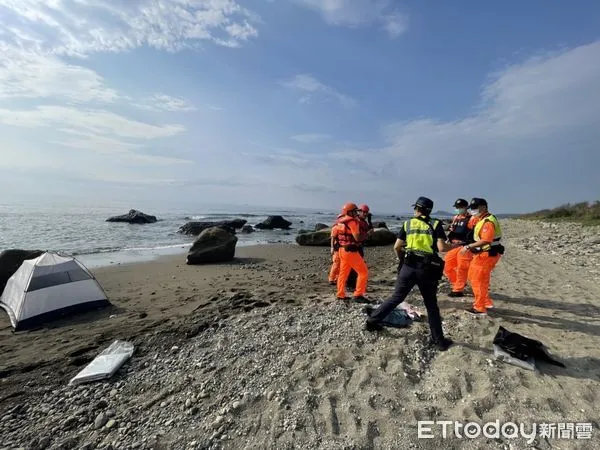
[493,326,565,368]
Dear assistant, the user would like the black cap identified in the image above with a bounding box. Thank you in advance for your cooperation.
[412,196,434,211]
[454,198,468,208]
[469,198,488,209]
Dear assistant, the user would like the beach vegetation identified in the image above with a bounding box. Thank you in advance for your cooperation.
[521,201,600,225]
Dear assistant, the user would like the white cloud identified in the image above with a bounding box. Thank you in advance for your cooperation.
[293,0,408,38]
[382,13,408,38]
[0,44,118,103]
[54,135,192,165]
[281,74,356,107]
[0,104,191,165]
[134,94,197,112]
[290,133,331,143]
[0,105,185,139]
[0,0,261,56]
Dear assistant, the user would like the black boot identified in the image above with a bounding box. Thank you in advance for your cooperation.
[430,337,453,351]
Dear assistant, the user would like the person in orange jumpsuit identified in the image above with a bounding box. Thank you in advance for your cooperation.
[358,204,373,237]
[328,210,346,285]
[461,198,504,316]
[335,203,369,302]
[444,198,474,297]
[345,204,374,290]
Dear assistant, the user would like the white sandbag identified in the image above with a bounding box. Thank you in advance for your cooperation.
[69,340,134,385]
[493,344,536,371]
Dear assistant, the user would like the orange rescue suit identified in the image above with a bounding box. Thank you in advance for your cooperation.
[468,217,500,312]
[444,213,477,293]
[328,215,343,283]
[334,216,368,298]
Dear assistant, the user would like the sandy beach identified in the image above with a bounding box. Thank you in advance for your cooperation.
[1,219,600,449]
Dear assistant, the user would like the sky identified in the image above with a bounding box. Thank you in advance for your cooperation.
[0,0,599,214]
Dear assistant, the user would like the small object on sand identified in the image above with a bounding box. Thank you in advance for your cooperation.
[493,326,565,368]
[362,305,413,328]
[399,302,422,321]
[493,345,535,371]
[69,340,134,385]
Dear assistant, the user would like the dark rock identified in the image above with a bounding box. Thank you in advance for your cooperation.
[95,399,109,410]
[364,228,397,247]
[296,227,395,247]
[254,216,292,230]
[106,209,157,224]
[295,229,331,247]
[178,220,247,236]
[187,228,238,265]
[0,249,44,295]
[314,223,329,231]
[63,415,78,429]
[240,225,254,234]
[374,222,388,229]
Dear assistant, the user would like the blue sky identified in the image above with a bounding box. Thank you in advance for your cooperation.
[1,0,599,214]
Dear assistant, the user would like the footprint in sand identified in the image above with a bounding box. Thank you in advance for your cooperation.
[443,376,463,402]
[473,394,496,419]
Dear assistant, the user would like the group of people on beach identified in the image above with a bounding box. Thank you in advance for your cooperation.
[328,196,504,351]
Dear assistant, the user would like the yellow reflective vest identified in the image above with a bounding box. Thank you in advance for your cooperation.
[473,214,502,252]
[404,217,440,256]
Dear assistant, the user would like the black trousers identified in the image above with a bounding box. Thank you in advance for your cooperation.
[367,263,445,342]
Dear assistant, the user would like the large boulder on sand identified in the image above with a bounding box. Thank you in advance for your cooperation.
[295,229,331,246]
[107,209,157,224]
[364,228,397,247]
[186,227,237,265]
[0,249,44,295]
[254,216,292,230]
[178,219,247,236]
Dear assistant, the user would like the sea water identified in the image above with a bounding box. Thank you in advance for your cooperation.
[0,202,408,268]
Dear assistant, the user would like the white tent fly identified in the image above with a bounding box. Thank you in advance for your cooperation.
[0,252,110,330]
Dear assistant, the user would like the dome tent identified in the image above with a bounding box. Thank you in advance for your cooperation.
[0,252,109,330]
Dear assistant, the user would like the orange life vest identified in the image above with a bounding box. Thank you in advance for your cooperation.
[336,215,360,247]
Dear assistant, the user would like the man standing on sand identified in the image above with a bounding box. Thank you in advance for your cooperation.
[346,204,374,290]
[444,198,475,297]
[365,196,455,351]
[335,203,369,302]
[461,198,504,316]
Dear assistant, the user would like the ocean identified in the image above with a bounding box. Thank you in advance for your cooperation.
[0,203,411,268]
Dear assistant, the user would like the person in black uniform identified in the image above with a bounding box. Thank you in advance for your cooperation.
[365,196,455,351]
